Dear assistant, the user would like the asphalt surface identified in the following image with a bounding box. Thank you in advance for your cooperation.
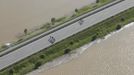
[0,0,134,70]
[0,0,118,57]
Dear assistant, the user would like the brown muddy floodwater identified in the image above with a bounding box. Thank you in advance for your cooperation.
[0,0,95,44]
[28,22,134,75]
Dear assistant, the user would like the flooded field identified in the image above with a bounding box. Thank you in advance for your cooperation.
[28,22,134,75]
[0,0,95,44]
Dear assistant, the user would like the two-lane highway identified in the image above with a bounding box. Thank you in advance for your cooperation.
[0,0,134,70]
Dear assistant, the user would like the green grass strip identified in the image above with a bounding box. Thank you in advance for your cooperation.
[0,6,134,75]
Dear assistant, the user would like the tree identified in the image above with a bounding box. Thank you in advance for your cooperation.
[51,17,56,25]
[24,28,28,35]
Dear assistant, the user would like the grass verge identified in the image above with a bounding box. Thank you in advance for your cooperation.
[0,0,113,52]
[0,6,134,75]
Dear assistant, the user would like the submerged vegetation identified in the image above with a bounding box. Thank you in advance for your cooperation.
[0,5,133,75]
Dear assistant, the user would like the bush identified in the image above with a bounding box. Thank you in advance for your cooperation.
[1,45,8,49]
[39,55,45,59]
[74,39,79,42]
[34,61,42,69]
[91,35,97,41]
[75,8,79,13]
[24,29,28,35]
[9,69,14,75]
[17,39,23,42]
[120,17,125,21]
[69,41,74,45]
[64,49,71,54]
[116,25,121,30]
[96,0,99,3]
[51,17,56,25]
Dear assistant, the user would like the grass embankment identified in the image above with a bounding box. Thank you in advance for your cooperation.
[0,0,112,52]
[0,6,134,75]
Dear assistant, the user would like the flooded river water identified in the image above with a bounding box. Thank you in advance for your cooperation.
[0,0,95,44]
[28,22,134,75]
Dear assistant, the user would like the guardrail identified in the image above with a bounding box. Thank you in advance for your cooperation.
[0,0,124,57]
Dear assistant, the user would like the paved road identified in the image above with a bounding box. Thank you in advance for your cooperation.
[0,0,134,70]
[0,0,117,57]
